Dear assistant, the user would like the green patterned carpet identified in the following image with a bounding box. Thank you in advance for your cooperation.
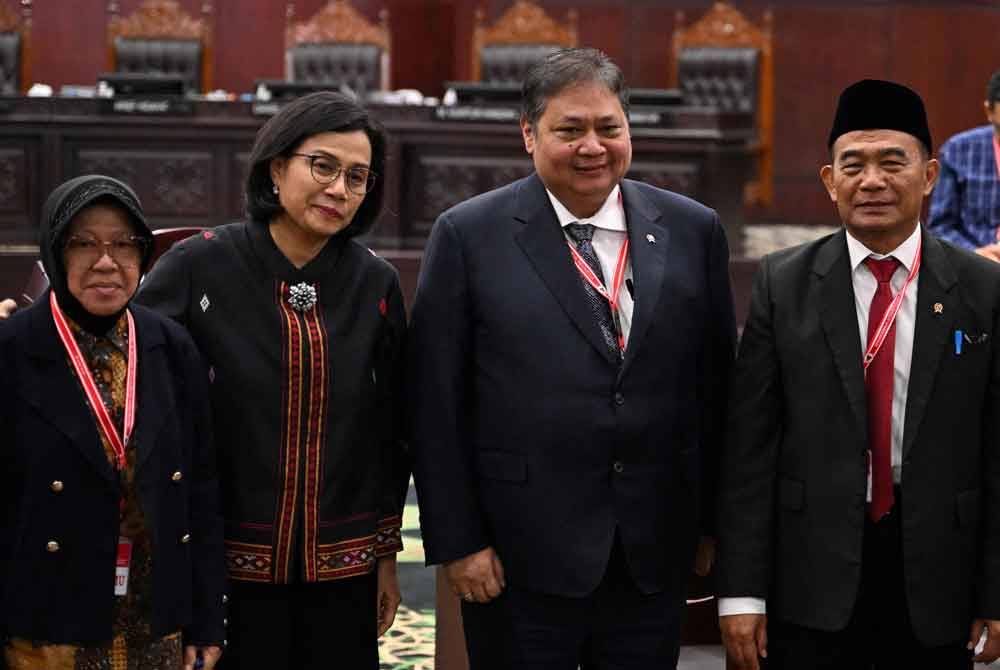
[379,481,436,669]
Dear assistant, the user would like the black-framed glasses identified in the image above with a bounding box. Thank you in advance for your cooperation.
[63,235,147,268]
[291,153,377,196]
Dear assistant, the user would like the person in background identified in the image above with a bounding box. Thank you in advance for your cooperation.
[928,69,1000,259]
[408,47,735,669]
[0,175,225,670]
[135,91,408,669]
[717,79,1000,670]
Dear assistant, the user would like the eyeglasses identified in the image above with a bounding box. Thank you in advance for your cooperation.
[64,235,147,268]
[290,153,377,196]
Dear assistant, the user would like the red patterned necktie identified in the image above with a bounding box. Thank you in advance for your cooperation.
[864,256,901,522]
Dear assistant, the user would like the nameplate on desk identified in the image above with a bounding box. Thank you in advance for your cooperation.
[100,97,193,115]
[628,110,663,126]
[434,106,519,123]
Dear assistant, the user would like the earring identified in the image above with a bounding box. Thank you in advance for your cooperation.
[272,184,279,195]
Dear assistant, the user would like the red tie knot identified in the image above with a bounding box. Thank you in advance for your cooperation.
[864,256,901,284]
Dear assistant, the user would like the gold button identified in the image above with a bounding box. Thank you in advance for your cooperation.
[46,540,60,553]
[50,480,64,493]
[171,471,183,482]
[180,533,191,544]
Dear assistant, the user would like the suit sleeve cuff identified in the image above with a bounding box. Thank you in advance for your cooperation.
[718,597,767,617]
[375,514,403,557]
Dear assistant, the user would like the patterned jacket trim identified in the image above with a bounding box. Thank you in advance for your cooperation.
[224,540,273,583]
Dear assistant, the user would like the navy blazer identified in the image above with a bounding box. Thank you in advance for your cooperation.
[408,174,736,598]
[0,297,226,645]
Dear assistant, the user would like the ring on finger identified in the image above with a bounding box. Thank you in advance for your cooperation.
[462,592,474,602]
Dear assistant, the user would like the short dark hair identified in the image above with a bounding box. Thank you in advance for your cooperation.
[987,69,1000,107]
[245,91,386,237]
[520,47,629,128]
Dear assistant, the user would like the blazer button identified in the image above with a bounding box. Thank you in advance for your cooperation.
[46,540,60,553]
[222,594,229,604]
[50,480,64,493]
[614,392,625,406]
[171,471,183,482]
[223,617,228,627]
[180,533,191,544]
[613,461,624,474]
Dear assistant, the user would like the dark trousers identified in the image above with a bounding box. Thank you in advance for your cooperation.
[218,573,378,670]
[765,495,973,670]
[461,535,683,670]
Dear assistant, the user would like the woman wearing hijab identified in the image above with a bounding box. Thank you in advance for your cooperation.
[0,175,226,669]
[136,91,409,668]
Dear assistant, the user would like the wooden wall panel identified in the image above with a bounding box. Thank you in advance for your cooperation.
[17,0,1000,231]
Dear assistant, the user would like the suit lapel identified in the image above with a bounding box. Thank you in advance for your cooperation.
[131,308,172,474]
[619,180,667,377]
[901,231,956,460]
[513,175,619,365]
[815,231,868,440]
[22,299,118,487]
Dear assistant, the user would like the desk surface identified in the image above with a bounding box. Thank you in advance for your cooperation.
[0,96,755,256]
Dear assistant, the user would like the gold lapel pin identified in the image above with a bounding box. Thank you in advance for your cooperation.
[646,233,656,244]
[933,302,944,314]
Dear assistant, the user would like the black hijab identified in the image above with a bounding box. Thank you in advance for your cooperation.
[39,175,154,335]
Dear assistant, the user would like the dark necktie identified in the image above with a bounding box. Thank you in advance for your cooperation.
[864,256,901,522]
[565,223,619,359]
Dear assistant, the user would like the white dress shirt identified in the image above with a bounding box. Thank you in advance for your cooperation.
[718,224,922,618]
[547,184,635,346]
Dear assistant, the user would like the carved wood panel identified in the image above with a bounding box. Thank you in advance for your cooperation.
[407,154,533,235]
[0,147,26,215]
[75,149,213,218]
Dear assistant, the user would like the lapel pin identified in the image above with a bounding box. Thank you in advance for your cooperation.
[646,233,656,245]
[933,302,944,314]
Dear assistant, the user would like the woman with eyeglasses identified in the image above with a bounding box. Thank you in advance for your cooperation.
[0,175,226,669]
[136,91,408,669]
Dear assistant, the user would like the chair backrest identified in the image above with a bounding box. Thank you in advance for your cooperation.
[0,0,31,95]
[20,227,205,305]
[285,1,391,94]
[472,1,577,84]
[672,1,773,208]
[107,0,213,93]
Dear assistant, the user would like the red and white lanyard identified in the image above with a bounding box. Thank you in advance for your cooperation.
[566,236,630,352]
[862,237,921,377]
[50,292,137,470]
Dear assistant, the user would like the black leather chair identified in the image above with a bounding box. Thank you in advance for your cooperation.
[287,43,382,94]
[107,0,213,94]
[677,46,759,114]
[673,1,774,208]
[285,1,390,93]
[479,44,561,85]
[0,31,19,94]
[471,2,577,83]
[113,38,202,92]
[0,0,28,95]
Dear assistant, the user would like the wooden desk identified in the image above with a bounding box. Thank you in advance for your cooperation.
[0,96,754,298]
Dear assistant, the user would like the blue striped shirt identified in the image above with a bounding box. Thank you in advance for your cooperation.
[928,125,1000,249]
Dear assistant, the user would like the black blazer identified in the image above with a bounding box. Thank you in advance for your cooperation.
[0,297,226,645]
[408,174,736,598]
[717,229,1000,645]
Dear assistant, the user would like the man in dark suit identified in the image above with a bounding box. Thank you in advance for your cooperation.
[407,48,736,669]
[717,79,1000,670]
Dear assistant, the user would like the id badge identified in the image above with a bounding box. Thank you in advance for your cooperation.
[115,537,132,596]
[865,450,873,503]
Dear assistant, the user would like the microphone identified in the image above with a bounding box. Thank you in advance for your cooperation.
[625,278,634,299]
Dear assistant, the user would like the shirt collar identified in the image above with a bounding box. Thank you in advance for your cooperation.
[846,223,921,273]
[547,185,625,232]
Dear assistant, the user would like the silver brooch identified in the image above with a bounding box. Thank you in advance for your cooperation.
[288,282,317,312]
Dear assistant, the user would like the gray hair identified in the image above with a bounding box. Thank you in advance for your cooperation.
[520,47,629,129]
